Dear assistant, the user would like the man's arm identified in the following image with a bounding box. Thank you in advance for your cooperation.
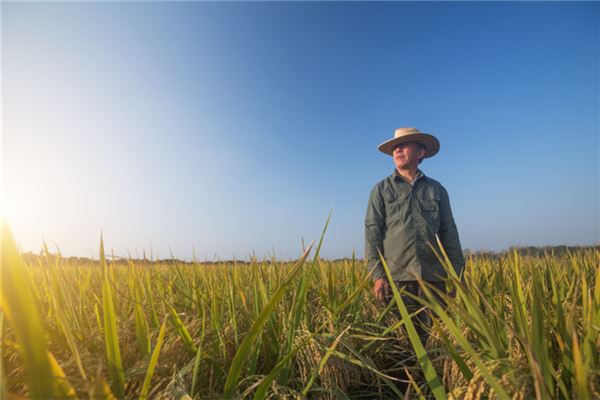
[365,183,386,282]
[438,186,465,279]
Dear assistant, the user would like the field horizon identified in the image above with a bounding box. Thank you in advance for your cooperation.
[15,243,600,265]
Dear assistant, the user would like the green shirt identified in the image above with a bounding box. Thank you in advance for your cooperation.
[365,169,465,282]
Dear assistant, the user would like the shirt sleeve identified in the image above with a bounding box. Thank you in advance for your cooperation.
[438,186,466,279]
[365,183,386,281]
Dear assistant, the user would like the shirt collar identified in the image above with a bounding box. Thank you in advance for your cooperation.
[392,168,425,184]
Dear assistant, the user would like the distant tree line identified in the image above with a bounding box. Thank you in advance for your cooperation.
[464,244,599,259]
[19,244,599,267]
[19,252,291,267]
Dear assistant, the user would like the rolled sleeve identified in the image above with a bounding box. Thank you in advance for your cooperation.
[438,186,465,278]
[365,183,386,281]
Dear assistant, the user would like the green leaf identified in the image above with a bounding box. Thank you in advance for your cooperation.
[222,242,314,399]
[139,316,168,400]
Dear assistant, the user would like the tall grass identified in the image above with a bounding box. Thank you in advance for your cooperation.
[1,223,598,399]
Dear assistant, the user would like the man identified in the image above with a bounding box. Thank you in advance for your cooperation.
[364,127,465,339]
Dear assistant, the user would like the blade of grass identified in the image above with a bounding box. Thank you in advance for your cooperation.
[167,304,197,355]
[1,224,58,398]
[331,348,404,397]
[572,326,591,400]
[222,241,314,399]
[47,350,77,399]
[134,284,151,358]
[378,250,447,400]
[139,316,168,400]
[417,277,511,400]
[190,302,207,398]
[404,366,427,400]
[301,325,351,396]
[280,210,332,385]
[252,335,312,400]
[100,235,125,399]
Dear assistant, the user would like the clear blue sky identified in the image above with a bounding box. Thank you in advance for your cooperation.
[2,2,598,260]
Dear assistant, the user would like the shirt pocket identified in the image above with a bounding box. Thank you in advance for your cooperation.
[383,189,409,224]
[419,193,441,212]
[418,192,441,231]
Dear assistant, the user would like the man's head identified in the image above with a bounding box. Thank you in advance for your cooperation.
[392,141,426,170]
[378,127,440,162]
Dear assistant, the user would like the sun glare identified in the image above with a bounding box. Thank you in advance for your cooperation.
[1,151,5,232]
[3,180,40,239]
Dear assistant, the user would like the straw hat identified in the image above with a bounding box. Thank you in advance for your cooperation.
[378,127,440,158]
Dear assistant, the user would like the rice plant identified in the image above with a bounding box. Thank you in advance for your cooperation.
[1,222,598,399]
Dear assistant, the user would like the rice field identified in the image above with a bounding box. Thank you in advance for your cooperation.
[1,221,599,399]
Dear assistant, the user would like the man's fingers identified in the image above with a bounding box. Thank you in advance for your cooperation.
[374,279,393,303]
[374,285,385,301]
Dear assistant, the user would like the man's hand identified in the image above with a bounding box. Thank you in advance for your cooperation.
[374,278,391,302]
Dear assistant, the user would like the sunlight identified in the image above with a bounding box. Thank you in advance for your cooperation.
[0,146,4,231]
[3,179,42,239]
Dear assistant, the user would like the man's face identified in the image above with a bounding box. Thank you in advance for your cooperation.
[392,141,425,170]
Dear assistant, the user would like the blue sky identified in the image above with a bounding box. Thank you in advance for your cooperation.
[2,2,598,260]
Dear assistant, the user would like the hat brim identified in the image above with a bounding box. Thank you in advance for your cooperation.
[377,133,440,158]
